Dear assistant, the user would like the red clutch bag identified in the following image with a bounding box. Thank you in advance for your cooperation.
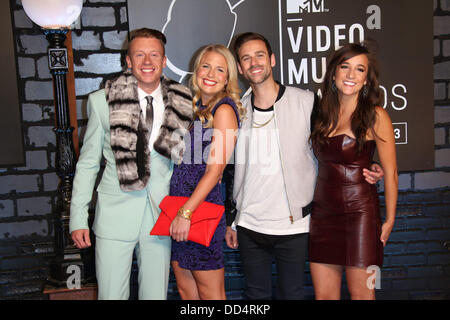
[150,196,224,247]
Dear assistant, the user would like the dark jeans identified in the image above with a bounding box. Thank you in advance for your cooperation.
[237,226,308,300]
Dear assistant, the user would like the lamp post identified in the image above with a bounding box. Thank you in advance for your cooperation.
[22,0,92,286]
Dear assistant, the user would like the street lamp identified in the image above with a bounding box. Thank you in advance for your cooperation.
[22,0,91,286]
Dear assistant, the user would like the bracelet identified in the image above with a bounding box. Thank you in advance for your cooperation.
[177,206,193,220]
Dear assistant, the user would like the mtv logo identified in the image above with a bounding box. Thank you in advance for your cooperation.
[286,0,325,14]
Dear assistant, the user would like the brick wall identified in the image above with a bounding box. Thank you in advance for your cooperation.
[0,0,449,300]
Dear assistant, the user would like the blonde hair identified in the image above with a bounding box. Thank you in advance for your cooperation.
[128,28,166,55]
[190,44,245,128]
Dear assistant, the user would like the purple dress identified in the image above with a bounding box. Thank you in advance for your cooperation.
[170,97,239,270]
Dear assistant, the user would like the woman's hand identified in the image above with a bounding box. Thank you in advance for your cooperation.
[169,215,191,242]
[380,220,394,247]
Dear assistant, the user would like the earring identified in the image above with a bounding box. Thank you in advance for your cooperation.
[332,80,337,92]
[362,85,368,97]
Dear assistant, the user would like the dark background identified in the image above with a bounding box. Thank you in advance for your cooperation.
[129,0,434,171]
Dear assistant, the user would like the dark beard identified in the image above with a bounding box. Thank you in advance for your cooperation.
[246,66,271,85]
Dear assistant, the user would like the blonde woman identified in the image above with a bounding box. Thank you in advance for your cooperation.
[168,44,245,300]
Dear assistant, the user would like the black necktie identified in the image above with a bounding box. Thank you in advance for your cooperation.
[145,95,154,135]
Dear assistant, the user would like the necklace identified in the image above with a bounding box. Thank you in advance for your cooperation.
[252,113,274,128]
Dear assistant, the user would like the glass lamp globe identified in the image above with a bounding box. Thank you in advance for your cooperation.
[22,0,83,29]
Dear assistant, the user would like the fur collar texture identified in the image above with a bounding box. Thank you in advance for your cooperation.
[105,71,193,191]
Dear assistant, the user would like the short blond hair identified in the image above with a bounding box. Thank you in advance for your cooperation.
[127,28,166,55]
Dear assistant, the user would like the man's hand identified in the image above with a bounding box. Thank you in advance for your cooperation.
[71,229,91,249]
[363,163,384,184]
[225,226,238,249]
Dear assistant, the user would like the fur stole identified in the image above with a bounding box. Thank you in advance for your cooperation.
[105,70,193,192]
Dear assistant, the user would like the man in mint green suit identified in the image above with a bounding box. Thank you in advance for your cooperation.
[69,28,193,300]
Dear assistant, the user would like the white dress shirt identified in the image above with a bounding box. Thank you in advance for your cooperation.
[138,84,164,151]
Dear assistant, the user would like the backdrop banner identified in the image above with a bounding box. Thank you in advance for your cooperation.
[1,0,24,166]
[128,0,434,171]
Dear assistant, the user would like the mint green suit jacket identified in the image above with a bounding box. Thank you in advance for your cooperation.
[69,89,173,241]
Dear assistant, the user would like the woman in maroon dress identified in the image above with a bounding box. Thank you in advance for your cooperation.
[309,43,398,300]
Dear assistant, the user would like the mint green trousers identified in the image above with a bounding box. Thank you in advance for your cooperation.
[94,200,171,300]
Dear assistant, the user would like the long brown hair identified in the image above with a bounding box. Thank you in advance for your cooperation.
[311,43,383,151]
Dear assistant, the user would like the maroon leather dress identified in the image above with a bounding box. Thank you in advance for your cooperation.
[309,134,383,268]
